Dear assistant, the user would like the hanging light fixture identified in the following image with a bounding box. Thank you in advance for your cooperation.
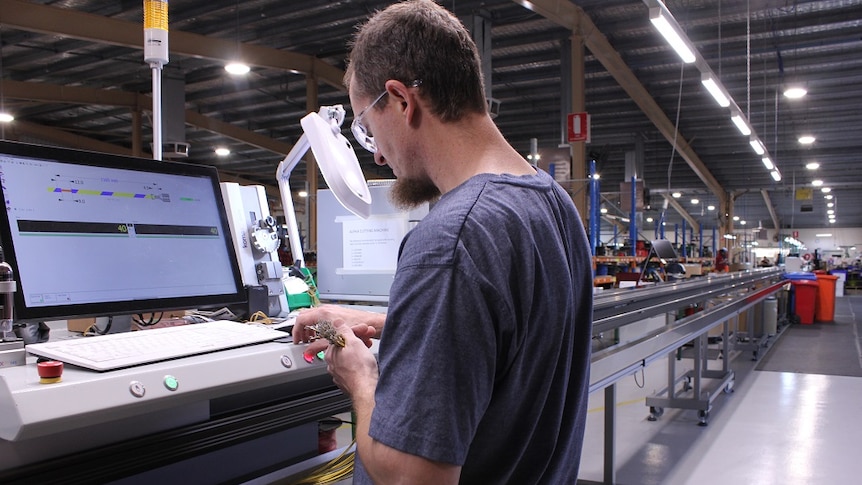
[731,111,752,136]
[0,27,13,124]
[701,72,730,107]
[225,1,250,76]
[749,137,765,155]
[783,85,807,99]
[648,2,696,63]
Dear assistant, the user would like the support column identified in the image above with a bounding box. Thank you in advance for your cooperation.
[469,14,493,102]
[565,33,587,225]
[604,384,616,485]
[131,108,142,157]
[722,190,734,241]
[305,76,319,256]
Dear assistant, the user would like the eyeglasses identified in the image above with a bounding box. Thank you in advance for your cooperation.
[350,80,422,154]
[351,90,388,154]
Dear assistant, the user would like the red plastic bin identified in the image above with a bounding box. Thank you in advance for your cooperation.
[814,274,839,322]
[791,279,819,325]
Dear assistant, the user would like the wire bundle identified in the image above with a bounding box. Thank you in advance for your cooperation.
[288,442,355,485]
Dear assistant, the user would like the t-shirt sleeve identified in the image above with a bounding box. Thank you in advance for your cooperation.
[368,261,506,465]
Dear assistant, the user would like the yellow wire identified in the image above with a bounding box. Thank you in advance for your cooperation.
[288,440,356,485]
[247,311,273,324]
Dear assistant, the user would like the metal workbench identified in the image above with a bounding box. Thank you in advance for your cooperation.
[589,267,784,485]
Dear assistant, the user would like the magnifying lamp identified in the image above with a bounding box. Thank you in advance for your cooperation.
[277,105,373,268]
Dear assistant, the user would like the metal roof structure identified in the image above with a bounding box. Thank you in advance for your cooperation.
[1,0,860,245]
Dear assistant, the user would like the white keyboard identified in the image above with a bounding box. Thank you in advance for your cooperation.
[26,321,286,371]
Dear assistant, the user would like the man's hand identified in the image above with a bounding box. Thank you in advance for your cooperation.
[292,304,384,348]
[321,319,380,399]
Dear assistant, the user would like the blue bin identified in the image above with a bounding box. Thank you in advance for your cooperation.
[783,271,817,281]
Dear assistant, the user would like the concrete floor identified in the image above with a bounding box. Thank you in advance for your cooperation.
[578,295,862,485]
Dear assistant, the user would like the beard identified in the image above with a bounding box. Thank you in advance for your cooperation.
[389,176,441,210]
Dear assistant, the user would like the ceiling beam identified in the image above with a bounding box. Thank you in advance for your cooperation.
[0,0,345,91]
[9,118,284,201]
[510,0,727,211]
[8,120,134,155]
[760,189,780,230]
[2,80,296,155]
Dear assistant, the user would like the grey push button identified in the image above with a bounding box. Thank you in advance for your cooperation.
[129,381,146,398]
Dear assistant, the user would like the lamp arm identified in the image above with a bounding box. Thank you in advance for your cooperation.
[276,133,311,268]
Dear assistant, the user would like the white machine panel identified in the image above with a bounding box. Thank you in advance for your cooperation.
[316,182,428,302]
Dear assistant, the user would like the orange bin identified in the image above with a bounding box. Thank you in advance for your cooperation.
[814,274,839,322]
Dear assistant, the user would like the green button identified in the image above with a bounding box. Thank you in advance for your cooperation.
[316,351,325,360]
[164,375,179,391]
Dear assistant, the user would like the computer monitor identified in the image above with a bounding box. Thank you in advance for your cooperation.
[0,141,246,323]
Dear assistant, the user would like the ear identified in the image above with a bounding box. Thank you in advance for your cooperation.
[384,79,421,127]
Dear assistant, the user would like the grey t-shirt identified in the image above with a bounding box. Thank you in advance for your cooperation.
[355,170,593,484]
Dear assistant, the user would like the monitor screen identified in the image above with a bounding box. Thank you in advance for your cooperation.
[0,141,245,322]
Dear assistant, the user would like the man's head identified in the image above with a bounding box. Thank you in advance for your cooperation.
[345,0,488,123]
[344,0,491,209]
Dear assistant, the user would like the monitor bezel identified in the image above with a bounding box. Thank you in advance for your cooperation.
[0,140,247,323]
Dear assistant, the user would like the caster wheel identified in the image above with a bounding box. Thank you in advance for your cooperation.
[682,376,692,392]
[724,382,735,394]
[697,410,709,427]
[648,406,664,421]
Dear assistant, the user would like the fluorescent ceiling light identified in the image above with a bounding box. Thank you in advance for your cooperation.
[805,162,820,170]
[770,170,782,182]
[749,138,765,155]
[812,179,823,186]
[761,157,774,170]
[649,7,696,63]
[825,194,833,200]
[214,147,230,156]
[784,86,807,99]
[827,209,835,215]
[707,205,715,211]
[829,219,837,224]
[827,202,834,208]
[731,113,751,136]
[821,187,831,193]
[798,135,816,144]
[701,74,730,107]
[740,220,747,225]
[672,192,682,198]
[225,62,251,75]
[733,216,740,221]
[816,233,832,237]
[646,217,654,222]
[298,190,308,198]
[0,112,13,123]
[691,198,699,204]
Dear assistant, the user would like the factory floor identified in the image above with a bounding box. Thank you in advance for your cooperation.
[314,295,862,485]
[578,294,862,485]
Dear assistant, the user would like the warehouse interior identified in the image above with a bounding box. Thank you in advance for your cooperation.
[0,0,860,484]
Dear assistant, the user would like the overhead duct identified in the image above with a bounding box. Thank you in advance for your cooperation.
[160,72,189,158]
[468,13,500,119]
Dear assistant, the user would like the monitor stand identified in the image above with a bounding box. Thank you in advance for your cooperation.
[90,315,133,334]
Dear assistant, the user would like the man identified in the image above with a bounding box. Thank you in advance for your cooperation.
[715,247,729,272]
[293,1,593,483]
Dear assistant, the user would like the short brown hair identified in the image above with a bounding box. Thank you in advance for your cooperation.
[344,0,487,122]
